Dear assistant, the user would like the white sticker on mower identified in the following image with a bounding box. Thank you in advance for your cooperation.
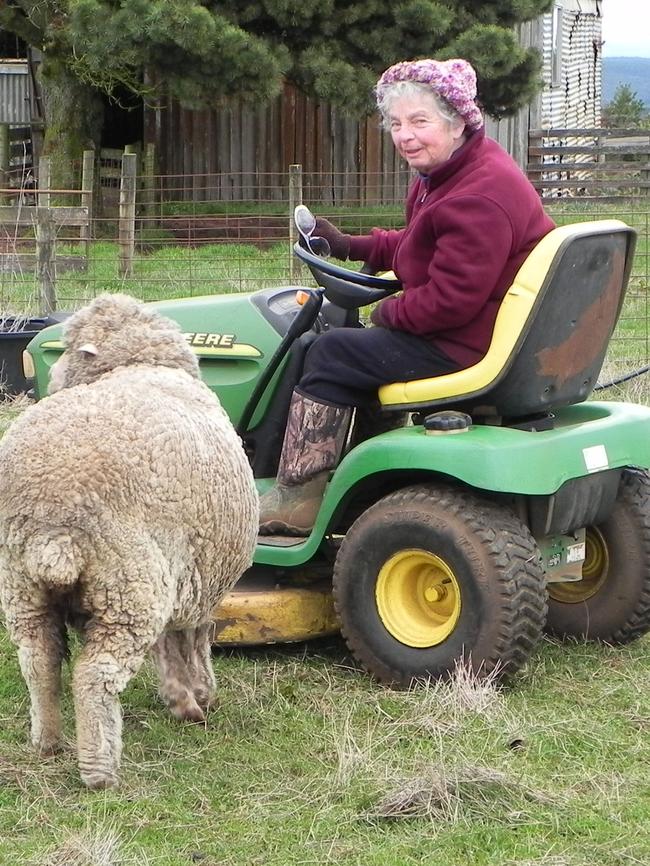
[582,444,609,473]
[566,542,586,564]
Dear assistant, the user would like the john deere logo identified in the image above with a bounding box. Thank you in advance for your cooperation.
[183,333,262,358]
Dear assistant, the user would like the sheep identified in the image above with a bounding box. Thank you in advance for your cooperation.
[0,293,259,790]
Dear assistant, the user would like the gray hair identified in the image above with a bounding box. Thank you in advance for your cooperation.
[376,80,462,131]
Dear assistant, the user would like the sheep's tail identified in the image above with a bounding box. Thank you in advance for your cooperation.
[23,531,82,588]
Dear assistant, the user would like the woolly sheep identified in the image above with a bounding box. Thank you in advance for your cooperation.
[0,294,259,789]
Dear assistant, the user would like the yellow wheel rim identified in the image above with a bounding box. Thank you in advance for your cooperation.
[375,549,462,648]
[548,527,609,604]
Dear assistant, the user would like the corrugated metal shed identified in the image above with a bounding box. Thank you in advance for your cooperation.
[0,60,31,124]
[541,0,602,128]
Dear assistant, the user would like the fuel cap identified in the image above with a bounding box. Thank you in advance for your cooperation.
[424,410,472,434]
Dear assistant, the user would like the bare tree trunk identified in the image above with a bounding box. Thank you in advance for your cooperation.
[38,58,103,193]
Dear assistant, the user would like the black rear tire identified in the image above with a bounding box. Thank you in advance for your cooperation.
[332,483,547,686]
[545,469,650,643]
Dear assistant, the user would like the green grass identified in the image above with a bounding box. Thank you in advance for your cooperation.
[0,241,299,314]
[2,622,650,865]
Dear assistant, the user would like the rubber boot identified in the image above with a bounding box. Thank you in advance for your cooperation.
[258,390,352,536]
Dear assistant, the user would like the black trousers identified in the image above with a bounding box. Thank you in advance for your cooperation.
[298,326,460,408]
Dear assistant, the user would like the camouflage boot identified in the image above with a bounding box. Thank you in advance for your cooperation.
[258,391,352,536]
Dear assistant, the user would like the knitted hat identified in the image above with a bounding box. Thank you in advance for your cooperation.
[376,58,483,130]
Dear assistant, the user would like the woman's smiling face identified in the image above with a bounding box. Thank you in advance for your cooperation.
[388,93,466,174]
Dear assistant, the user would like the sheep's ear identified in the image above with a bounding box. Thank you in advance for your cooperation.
[77,343,99,357]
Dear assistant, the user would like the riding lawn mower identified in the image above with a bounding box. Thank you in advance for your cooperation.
[22,209,650,685]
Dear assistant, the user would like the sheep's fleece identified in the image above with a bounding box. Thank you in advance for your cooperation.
[0,293,259,789]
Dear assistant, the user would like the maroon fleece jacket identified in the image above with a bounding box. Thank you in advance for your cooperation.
[348,127,555,368]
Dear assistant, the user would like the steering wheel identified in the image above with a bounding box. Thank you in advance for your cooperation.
[293,206,402,309]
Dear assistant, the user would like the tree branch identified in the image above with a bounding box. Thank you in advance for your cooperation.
[0,4,45,47]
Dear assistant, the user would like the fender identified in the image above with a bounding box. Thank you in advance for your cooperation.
[255,400,650,566]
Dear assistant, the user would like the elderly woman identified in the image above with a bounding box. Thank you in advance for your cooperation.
[260,58,555,535]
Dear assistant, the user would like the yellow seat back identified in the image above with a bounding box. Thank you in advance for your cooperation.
[379,220,635,415]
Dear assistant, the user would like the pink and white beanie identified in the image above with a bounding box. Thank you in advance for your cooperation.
[376,58,484,130]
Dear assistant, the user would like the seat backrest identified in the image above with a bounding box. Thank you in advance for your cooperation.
[378,220,636,418]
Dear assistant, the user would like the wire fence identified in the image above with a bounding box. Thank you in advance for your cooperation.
[0,166,649,373]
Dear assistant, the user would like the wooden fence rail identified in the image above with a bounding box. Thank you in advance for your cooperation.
[0,123,34,200]
[528,128,650,200]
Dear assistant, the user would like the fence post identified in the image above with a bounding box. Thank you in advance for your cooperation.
[527,130,544,195]
[0,123,9,203]
[642,132,650,197]
[81,149,94,256]
[288,164,303,281]
[36,206,57,314]
[142,143,157,224]
[38,156,51,207]
[118,151,137,278]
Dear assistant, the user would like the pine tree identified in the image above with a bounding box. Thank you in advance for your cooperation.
[0,0,554,184]
[602,84,647,129]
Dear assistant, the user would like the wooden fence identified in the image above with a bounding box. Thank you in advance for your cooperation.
[0,203,89,313]
[0,123,35,196]
[145,83,411,206]
[0,152,93,313]
[528,128,650,200]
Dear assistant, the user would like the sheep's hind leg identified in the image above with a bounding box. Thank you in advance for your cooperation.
[72,625,151,790]
[152,632,205,723]
[179,625,216,711]
[12,607,67,756]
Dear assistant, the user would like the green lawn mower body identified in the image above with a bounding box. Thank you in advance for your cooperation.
[23,217,650,685]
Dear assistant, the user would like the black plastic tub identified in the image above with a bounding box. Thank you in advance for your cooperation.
[0,316,59,396]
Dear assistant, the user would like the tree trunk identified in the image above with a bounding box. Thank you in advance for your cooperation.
[38,57,103,192]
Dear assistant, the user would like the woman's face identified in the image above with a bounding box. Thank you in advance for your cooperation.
[388,93,466,174]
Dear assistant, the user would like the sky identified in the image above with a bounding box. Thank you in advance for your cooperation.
[601,0,650,57]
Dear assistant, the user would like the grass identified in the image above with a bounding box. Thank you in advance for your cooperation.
[2,200,650,862]
[0,384,649,863]
[0,240,298,314]
[2,622,650,865]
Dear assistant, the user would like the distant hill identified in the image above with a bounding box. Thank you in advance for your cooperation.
[602,57,650,108]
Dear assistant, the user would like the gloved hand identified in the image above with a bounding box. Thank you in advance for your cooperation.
[370,300,390,327]
[313,217,351,260]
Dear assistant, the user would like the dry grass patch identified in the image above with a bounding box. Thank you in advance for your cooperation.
[32,822,151,866]
[368,762,559,823]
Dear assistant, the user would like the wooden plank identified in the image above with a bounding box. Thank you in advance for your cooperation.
[181,107,193,201]
[317,102,333,205]
[304,96,316,176]
[229,103,242,201]
[529,145,650,156]
[294,89,306,175]
[532,179,650,189]
[36,207,56,313]
[118,153,137,277]
[364,118,381,205]
[527,161,650,171]
[540,195,650,203]
[282,82,295,176]
[530,128,650,137]
[241,105,256,201]
[199,110,212,202]
[0,205,88,225]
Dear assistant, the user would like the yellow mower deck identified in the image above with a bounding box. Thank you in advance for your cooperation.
[212,573,339,645]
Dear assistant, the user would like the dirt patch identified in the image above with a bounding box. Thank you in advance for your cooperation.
[163,216,288,247]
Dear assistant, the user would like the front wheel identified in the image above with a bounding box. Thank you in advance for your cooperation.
[332,484,548,686]
[545,469,650,643]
